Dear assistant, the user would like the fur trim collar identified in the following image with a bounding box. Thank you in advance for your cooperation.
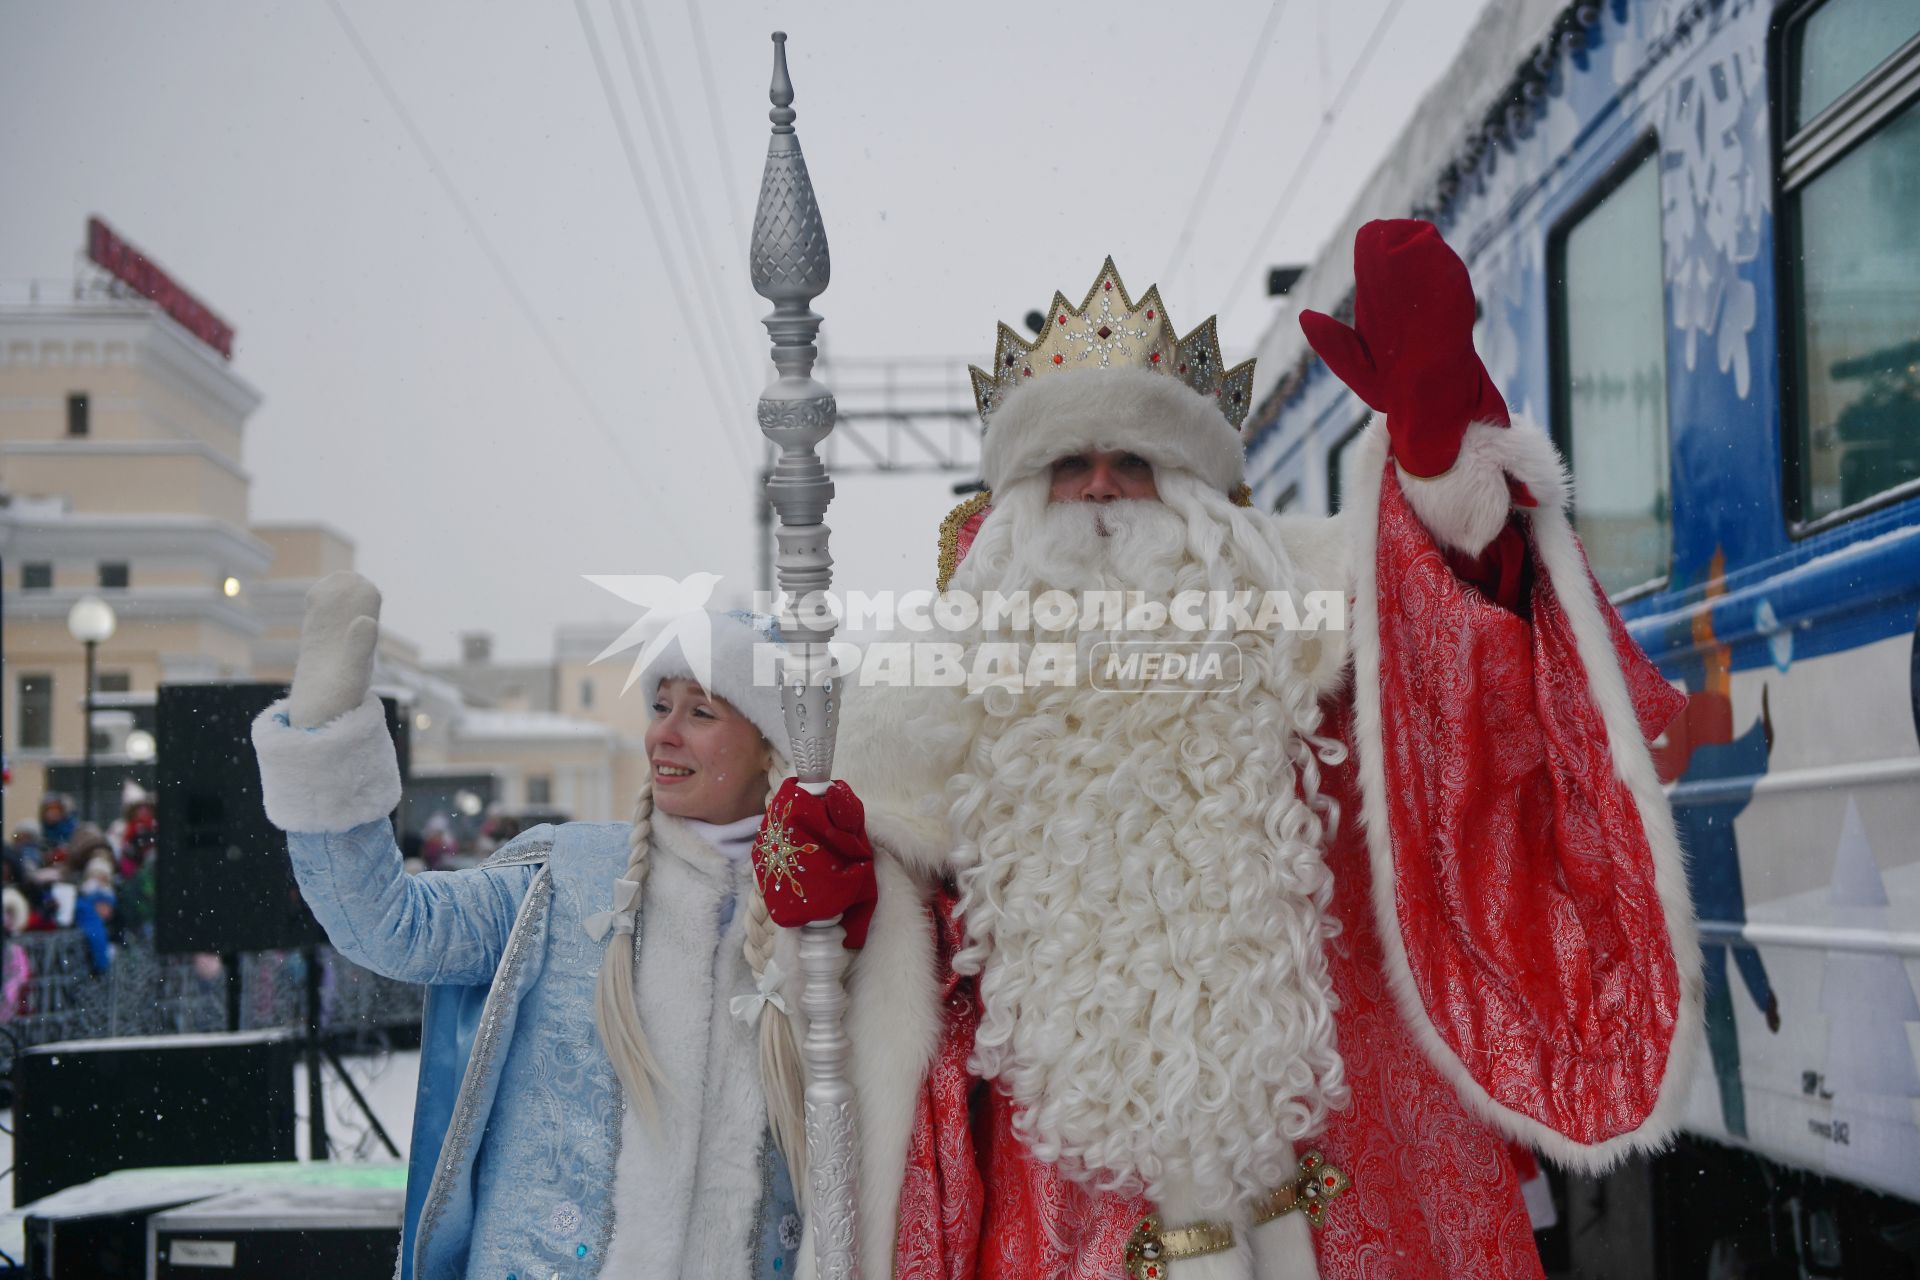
[652,812,736,884]
[983,367,1246,496]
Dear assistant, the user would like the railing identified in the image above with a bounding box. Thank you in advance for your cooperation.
[0,275,168,308]
[0,929,424,1065]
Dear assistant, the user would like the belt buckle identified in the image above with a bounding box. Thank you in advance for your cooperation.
[1124,1216,1171,1280]
[1252,1149,1351,1229]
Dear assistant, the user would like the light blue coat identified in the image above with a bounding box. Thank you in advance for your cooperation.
[285,814,802,1280]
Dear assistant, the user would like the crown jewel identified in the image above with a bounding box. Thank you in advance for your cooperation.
[968,256,1257,430]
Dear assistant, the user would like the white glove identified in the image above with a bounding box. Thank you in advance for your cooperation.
[287,571,382,730]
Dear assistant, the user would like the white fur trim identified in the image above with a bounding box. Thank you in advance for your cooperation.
[1345,419,1701,1172]
[801,639,969,1273]
[1162,1240,1254,1279]
[1247,1206,1319,1279]
[790,851,944,1280]
[250,694,401,834]
[637,609,789,755]
[605,821,768,1278]
[1332,411,1572,561]
[1141,1172,1322,1280]
[1263,512,1356,697]
[1392,417,1569,557]
[982,367,1246,496]
[849,854,944,1277]
[833,662,976,878]
[682,872,779,1276]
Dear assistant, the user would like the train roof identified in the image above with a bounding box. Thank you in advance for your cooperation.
[1246,0,1576,432]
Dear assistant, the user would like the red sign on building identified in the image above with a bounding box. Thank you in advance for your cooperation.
[86,217,236,360]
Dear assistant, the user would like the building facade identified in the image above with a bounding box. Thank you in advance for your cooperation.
[1,243,639,835]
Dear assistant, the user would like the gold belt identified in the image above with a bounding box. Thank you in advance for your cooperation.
[1123,1150,1351,1280]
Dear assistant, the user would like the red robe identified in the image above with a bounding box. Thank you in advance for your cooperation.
[888,438,1690,1279]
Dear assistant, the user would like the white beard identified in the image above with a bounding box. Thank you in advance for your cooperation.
[1019,497,1189,595]
[946,477,1349,1216]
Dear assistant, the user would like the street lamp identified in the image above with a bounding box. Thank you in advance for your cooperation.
[66,594,117,825]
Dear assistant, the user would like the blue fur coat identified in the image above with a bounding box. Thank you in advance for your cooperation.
[254,700,801,1280]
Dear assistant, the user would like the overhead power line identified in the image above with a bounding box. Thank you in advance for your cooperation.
[1162,0,1295,291]
[1220,0,1412,325]
[572,0,758,480]
[682,0,751,252]
[612,0,762,401]
[321,0,701,554]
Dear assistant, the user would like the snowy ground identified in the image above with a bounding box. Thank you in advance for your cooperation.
[0,1047,421,1266]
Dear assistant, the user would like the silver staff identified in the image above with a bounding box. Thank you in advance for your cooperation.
[750,31,858,1280]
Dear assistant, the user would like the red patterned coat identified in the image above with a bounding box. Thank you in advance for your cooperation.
[810,420,1696,1280]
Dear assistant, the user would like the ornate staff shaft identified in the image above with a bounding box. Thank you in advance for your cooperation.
[750,31,858,1279]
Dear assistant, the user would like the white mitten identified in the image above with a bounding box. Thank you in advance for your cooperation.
[287,571,382,729]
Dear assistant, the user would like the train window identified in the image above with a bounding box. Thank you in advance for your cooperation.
[1549,145,1672,597]
[1788,0,1920,129]
[1781,0,1920,527]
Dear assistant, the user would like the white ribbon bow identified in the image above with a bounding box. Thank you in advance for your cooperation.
[729,959,790,1025]
[584,878,642,943]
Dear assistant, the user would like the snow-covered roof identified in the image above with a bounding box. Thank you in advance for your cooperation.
[454,708,614,743]
[553,620,627,661]
[373,662,468,709]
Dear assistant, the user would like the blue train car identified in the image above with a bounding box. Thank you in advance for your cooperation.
[1244,0,1920,1269]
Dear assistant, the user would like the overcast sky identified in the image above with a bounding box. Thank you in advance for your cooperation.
[1,0,1487,662]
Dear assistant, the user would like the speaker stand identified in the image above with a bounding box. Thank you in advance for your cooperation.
[303,945,329,1159]
[301,946,400,1161]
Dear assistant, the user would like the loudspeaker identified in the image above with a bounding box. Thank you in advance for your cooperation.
[17,1163,406,1279]
[155,684,406,955]
[151,1185,401,1279]
[14,1031,297,1205]
[24,1209,159,1279]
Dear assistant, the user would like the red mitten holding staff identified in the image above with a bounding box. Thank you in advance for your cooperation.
[753,777,879,950]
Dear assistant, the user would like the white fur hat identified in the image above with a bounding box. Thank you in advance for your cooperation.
[981,366,1247,496]
[635,608,790,761]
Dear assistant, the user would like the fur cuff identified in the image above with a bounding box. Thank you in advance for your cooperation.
[982,367,1246,496]
[251,695,402,833]
[1395,418,1567,557]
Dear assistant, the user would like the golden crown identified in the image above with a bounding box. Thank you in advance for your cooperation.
[968,257,1257,429]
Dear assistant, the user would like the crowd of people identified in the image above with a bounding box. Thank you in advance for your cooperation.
[0,783,159,996]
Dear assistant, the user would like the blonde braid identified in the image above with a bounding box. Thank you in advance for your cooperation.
[593,777,669,1124]
[746,759,809,1193]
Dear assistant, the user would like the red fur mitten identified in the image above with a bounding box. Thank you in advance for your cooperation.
[1299,219,1511,479]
